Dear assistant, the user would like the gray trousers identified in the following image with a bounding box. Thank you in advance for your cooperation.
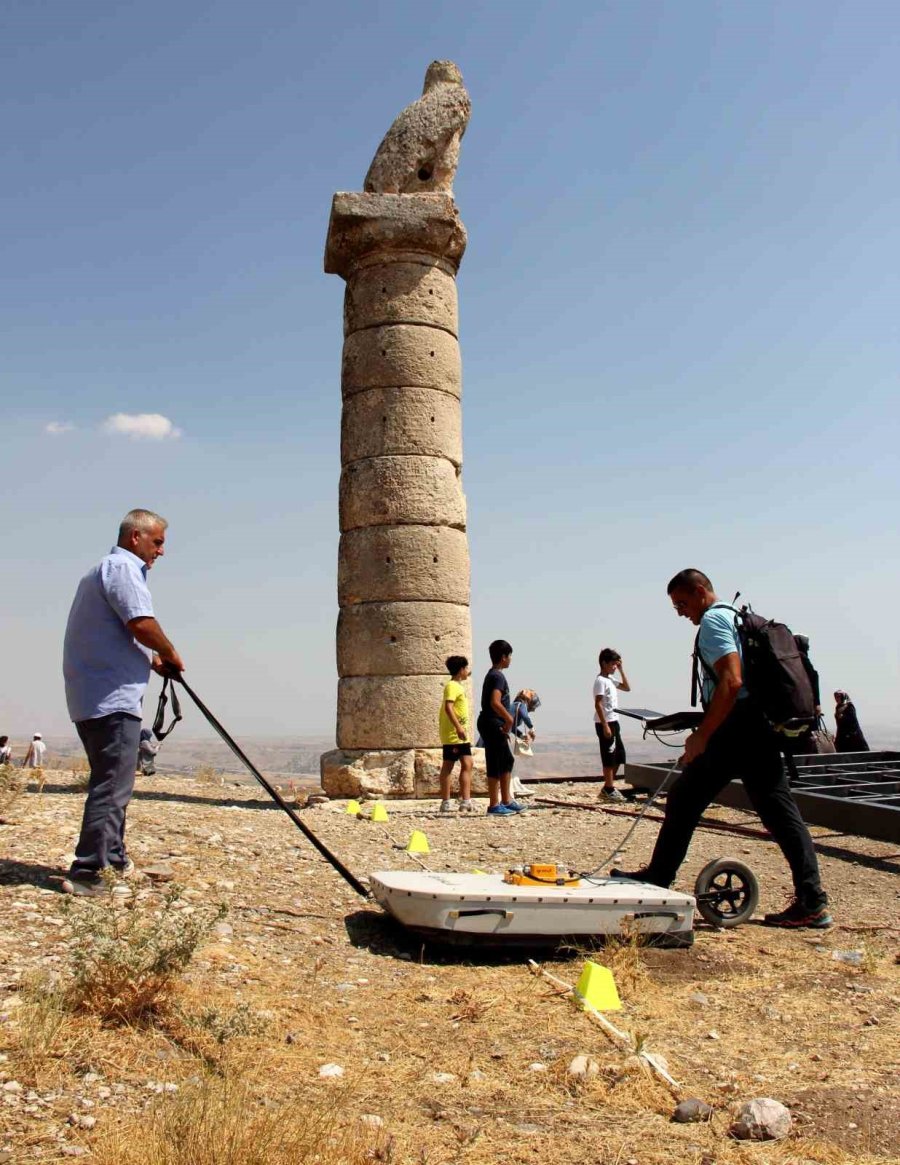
[69,712,141,879]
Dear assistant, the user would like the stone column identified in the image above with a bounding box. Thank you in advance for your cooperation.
[320,193,481,799]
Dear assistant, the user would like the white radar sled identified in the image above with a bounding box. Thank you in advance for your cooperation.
[370,867,700,948]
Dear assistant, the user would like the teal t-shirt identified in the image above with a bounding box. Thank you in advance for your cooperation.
[697,605,748,705]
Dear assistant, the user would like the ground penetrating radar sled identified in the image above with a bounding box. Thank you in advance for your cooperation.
[370,869,696,947]
[369,859,760,949]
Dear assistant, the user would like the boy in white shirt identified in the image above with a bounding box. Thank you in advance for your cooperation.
[593,649,631,801]
[23,734,47,769]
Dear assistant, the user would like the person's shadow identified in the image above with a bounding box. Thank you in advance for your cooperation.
[0,859,65,891]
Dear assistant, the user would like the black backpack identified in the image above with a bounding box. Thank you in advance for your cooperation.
[691,603,818,740]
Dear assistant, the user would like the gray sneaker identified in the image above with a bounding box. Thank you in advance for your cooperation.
[439,800,454,814]
[600,786,626,802]
[61,876,129,898]
[458,799,476,813]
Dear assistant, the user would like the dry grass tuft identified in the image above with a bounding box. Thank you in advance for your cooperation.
[70,757,91,791]
[194,763,223,786]
[90,1069,380,1165]
[0,763,27,818]
[181,1000,270,1045]
[62,880,226,1024]
[10,976,92,1085]
[566,925,653,999]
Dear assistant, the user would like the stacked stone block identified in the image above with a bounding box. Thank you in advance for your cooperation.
[321,193,480,795]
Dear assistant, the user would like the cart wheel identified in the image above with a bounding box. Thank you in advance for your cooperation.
[694,858,759,928]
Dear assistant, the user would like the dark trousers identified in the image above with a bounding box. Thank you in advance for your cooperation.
[645,702,826,909]
[70,712,141,879]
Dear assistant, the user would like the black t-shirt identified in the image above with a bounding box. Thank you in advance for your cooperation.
[480,668,511,728]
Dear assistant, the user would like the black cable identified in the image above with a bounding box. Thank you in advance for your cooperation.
[156,675,371,900]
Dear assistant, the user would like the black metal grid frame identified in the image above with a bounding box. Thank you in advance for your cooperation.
[624,751,900,844]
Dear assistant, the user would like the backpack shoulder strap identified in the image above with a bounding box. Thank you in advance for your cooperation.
[691,603,741,708]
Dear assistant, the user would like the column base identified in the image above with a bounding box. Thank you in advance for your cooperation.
[320,747,488,799]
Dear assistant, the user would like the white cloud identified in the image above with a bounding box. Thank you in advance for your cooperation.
[44,421,75,435]
[102,413,183,441]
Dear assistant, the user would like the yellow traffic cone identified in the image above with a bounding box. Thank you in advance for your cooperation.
[574,960,621,1011]
[406,830,430,854]
[371,802,389,823]
[345,799,361,816]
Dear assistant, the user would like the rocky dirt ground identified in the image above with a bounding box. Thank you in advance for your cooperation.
[1,768,898,1164]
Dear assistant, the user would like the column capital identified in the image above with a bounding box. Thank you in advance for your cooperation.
[325,192,467,279]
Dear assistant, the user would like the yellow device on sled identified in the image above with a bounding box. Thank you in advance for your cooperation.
[503,862,581,887]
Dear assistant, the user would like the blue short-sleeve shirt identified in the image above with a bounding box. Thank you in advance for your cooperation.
[63,547,155,722]
[697,604,747,705]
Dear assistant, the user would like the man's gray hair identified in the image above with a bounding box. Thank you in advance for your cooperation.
[119,509,168,540]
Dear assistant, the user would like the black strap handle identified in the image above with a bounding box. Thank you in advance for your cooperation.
[152,676,183,741]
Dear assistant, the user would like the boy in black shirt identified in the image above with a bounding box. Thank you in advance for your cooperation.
[476,639,524,815]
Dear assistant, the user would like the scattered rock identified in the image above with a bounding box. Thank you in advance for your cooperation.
[143,863,175,883]
[528,1062,547,1073]
[69,1114,96,1130]
[730,1097,792,1141]
[431,1072,456,1084]
[2,1082,22,1094]
[567,1054,599,1081]
[359,1114,384,1128]
[832,950,863,966]
[319,1063,345,1079]
[689,991,710,1007]
[707,1030,720,1040]
[673,1098,714,1123]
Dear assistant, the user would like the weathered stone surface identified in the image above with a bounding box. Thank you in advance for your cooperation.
[320,748,415,798]
[364,62,470,195]
[342,325,460,397]
[325,192,467,278]
[730,1098,792,1141]
[341,387,461,466]
[337,601,471,677]
[344,262,457,337]
[567,1055,600,1081]
[337,676,447,750]
[339,456,465,532]
[414,747,487,797]
[672,1098,714,1123]
[338,525,469,606]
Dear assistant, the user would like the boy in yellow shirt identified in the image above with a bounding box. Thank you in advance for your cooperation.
[438,655,475,813]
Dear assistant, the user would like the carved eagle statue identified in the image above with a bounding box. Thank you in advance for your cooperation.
[364,60,471,194]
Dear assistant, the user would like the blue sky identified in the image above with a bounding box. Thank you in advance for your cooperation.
[2,0,897,744]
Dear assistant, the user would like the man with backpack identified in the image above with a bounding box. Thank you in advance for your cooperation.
[612,568,831,928]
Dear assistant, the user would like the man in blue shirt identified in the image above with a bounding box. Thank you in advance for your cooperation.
[612,568,830,929]
[62,509,185,895]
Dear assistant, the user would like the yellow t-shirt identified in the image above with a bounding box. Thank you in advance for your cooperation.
[439,680,469,746]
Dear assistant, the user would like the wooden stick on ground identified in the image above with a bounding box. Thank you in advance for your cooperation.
[527,959,682,1095]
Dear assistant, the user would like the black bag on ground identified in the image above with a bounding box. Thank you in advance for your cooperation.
[692,604,818,742]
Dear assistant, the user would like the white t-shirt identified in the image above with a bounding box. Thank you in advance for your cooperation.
[593,674,620,724]
[24,740,47,767]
